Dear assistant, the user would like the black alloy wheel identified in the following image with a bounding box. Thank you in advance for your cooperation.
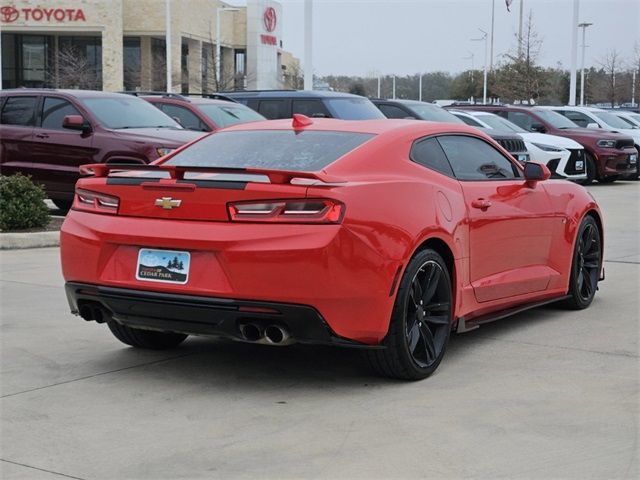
[563,216,601,309]
[367,249,452,380]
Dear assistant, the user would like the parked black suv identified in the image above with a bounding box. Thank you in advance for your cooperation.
[222,90,386,120]
[372,99,530,162]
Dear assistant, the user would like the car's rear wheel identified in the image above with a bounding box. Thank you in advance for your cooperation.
[367,249,452,380]
[562,215,601,310]
[107,321,188,349]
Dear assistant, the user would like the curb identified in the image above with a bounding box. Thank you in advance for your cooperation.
[0,231,60,250]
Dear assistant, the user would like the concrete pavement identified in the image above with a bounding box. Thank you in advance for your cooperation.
[1,182,638,479]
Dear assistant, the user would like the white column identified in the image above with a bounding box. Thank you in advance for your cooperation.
[304,0,313,90]
[568,0,579,106]
[489,0,495,70]
[165,0,172,92]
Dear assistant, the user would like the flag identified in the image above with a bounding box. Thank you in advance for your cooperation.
[505,0,514,12]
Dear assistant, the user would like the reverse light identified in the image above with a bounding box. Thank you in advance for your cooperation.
[73,188,120,214]
[228,199,344,223]
[596,139,616,148]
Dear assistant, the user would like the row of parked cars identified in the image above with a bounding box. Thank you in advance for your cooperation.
[0,88,638,211]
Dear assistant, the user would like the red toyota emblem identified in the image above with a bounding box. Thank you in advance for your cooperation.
[263,6,277,33]
[0,6,19,23]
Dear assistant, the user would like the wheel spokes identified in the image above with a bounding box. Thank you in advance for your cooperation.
[418,322,436,362]
[582,225,593,252]
[422,265,441,305]
[407,321,420,353]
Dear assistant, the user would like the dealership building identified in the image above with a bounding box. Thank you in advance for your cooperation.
[0,0,300,92]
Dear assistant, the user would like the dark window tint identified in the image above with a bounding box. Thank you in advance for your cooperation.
[198,103,264,128]
[410,137,454,177]
[438,135,520,180]
[325,98,385,120]
[166,130,374,171]
[258,100,289,119]
[41,97,82,130]
[1,96,37,126]
[81,97,179,129]
[161,104,208,131]
[292,100,331,118]
[506,111,534,131]
[558,110,591,128]
[378,104,412,119]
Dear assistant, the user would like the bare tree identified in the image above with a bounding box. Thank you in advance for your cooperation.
[598,49,625,107]
[49,45,101,90]
[493,11,546,103]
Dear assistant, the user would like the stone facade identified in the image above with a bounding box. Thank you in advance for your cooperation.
[1,0,299,92]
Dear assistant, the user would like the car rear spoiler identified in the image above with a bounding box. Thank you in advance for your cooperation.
[79,163,346,185]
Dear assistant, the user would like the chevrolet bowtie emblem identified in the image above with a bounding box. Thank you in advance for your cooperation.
[155,197,182,210]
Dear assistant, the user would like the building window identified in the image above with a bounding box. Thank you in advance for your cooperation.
[181,42,189,94]
[234,49,246,90]
[123,37,141,91]
[151,38,167,91]
[57,36,102,89]
[1,34,54,89]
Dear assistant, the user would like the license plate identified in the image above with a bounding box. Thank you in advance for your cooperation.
[630,154,637,165]
[575,160,584,171]
[136,249,190,284]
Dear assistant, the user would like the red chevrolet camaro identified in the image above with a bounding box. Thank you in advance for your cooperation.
[61,116,604,380]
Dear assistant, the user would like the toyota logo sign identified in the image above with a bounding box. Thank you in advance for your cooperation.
[263,6,276,33]
[0,6,19,22]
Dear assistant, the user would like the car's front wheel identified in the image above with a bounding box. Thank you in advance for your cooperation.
[367,249,453,380]
[107,321,188,349]
[563,215,601,310]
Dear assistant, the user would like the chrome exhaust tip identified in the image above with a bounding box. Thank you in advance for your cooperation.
[264,325,290,344]
[239,323,263,342]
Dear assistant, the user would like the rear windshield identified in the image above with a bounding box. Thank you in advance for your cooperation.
[198,103,265,128]
[325,98,385,120]
[165,130,375,171]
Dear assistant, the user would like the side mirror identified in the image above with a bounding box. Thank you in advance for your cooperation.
[63,115,91,134]
[524,161,551,185]
[530,122,546,133]
[586,122,600,129]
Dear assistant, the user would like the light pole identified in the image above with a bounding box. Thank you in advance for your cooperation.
[392,75,396,99]
[216,6,240,91]
[472,29,488,104]
[418,73,422,102]
[569,0,580,105]
[578,22,593,106]
[304,0,313,90]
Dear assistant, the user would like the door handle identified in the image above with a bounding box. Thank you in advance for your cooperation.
[35,133,49,139]
[471,198,492,210]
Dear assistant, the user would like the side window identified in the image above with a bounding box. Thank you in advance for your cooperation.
[41,97,83,130]
[161,104,207,131]
[455,114,483,127]
[292,100,331,118]
[378,104,412,119]
[258,100,289,119]
[437,135,520,181]
[506,111,533,131]
[1,96,38,126]
[410,137,454,177]
[558,110,591,128]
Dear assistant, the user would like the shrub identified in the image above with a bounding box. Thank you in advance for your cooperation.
[0,174,50,231]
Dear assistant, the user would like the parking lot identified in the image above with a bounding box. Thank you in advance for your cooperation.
[1,181,638,479]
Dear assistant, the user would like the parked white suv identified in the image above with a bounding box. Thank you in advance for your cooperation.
[609,110,640,129]
[450,109,587,181]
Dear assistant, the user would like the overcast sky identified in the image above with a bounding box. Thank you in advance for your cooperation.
[229,0,639,76]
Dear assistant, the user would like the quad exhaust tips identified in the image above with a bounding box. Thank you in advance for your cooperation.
[239,322,293,345]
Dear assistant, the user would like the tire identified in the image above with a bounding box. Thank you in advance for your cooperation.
[577,153,596,185]
[107,321,188,349]
[562,215,601,310]
[366,249,453,380]
[52,198,73,212]
[597,175,619,184]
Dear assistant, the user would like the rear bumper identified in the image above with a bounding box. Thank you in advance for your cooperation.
[65,282,372,348]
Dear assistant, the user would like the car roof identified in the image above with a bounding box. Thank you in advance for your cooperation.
[142,96,239,106]
[221,90,365,99]
[0,88,131,99]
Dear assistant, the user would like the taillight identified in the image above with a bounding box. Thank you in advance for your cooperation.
[228,199,344,224]
[73,188,120,214]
